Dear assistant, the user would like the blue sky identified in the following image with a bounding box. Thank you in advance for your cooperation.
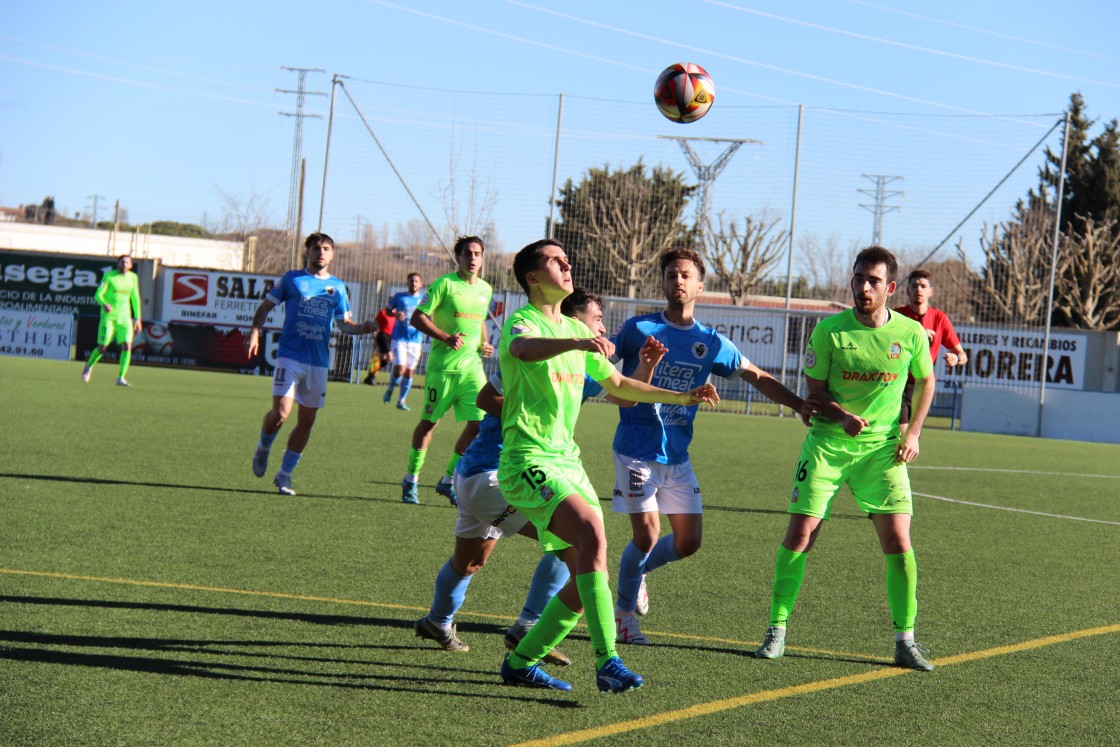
[2,0,1118,260]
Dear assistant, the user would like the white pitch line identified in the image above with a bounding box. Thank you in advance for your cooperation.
[910,466,1120,479]
[914,492,1120,526]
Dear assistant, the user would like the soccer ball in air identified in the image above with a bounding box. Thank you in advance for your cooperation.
[144,322,173,356]
[654,62,715,123]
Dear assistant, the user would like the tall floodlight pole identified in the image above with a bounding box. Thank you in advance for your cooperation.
[858,174,904,245]
[658,136,760,254]
[278,66,326,267]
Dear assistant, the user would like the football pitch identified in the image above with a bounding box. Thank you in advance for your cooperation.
[2,356,1118,746]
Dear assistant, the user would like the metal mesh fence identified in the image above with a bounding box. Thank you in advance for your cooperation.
[317,76,1071,416]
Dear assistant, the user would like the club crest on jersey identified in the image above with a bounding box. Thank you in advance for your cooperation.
[539,486,555,502]
[692,342,707,359]
[889,342,902,359]
[804,347,817,369]
[325,286,335,295]
[420,293,430,305]
[511,323,532,336]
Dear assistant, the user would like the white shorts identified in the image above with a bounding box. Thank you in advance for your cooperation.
[453,469,529,540]
[391,339,423,370]
[271,357,328,409]
[611,452,704,515]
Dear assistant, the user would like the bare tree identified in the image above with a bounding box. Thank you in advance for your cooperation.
[796,232,856,303]
[554,162,694,299]
[1053,214,1120,330]
[438,134,500,249]
[210,188,289,273]
[959,199,1057,324]
[702,211,787,305]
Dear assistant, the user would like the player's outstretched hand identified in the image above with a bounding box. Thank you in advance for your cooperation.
[639,335,668,369]
[842,413,870,437]
[580,336,615,358]
[681,382,719,407]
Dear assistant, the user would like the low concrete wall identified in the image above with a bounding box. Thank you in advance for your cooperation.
[961,385,1120,444]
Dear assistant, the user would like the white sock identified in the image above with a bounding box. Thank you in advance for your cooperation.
[896,631,915,643]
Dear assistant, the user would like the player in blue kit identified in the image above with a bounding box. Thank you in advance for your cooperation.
[413,288,663,661]
[610,248,808,645]
[382,272,425,410]
[246,232,375,495]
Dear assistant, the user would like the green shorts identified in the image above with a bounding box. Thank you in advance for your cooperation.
[788,430,912,519]
[97,317,134,346]
[421,367,486,423]
[498,457,602,553]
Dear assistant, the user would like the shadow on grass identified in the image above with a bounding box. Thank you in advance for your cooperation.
[0,628,581,707]
[0,473,874,517]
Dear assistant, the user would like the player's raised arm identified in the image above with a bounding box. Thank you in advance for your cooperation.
[740,362,804,411]
[597,367,719,407]
[508,333,612,362]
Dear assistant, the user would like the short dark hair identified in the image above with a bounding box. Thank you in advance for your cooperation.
[561,286,602,318]
[453,235,485,257]
[853,245,898,282]
[407,272,422,282]
[660,247,706,279]
[907,269,932,285]
[304,232,334,251]
[116,254,132,263]
[513,239,562,294]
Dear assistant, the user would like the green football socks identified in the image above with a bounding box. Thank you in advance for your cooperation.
[119,349,132,379]
[769,545,809,627]
[576,572,618,668]
[885,549,918,633]
[444,452,462,480]
[507,594,581,669]
[407,448,426,478]
[86,348,103,369]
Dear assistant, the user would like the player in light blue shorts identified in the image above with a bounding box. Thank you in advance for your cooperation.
[245,232,374,496]
[610,248,806,645]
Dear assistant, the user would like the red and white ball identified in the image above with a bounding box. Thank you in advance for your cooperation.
[654,62,715,123]
[144,322,173,355]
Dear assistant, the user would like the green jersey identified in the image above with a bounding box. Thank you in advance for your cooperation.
[94,270,141,324]
[804,308,932,442]
[497,304,615,470]
[416,271,493,373]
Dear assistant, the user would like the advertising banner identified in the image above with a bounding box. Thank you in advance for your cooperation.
[0,309,73,360]
[160,268,285,328]
[939,325,1086,391]
[0,251,115,315]
[77,318,351,379]
[77,318,277,375]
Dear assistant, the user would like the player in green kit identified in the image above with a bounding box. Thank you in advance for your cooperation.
[82,254,142,386]
[401,236,494,505]
[497,239,719,693]
[753,245,937,671]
